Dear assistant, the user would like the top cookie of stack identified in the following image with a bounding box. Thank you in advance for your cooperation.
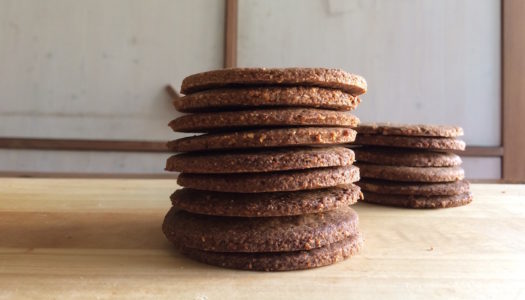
[163,68,367,271]
[354,123,472,209]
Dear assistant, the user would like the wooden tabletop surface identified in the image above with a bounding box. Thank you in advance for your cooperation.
[0,178,524,299]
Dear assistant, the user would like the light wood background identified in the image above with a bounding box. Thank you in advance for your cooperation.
[0,0,513,180]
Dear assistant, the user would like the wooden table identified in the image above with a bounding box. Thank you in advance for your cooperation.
[0,178,524,299]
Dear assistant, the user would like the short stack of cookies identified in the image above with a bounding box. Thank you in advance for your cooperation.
[162,68,367,271]
[354,123,472,208]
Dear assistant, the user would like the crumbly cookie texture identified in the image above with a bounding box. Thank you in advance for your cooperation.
[354,147,462,167]
[357,123,464,137]
[168,127,357,152]
[356,163,464,182]
[166,147,355,174]
[171,184,361,217]
[169,108,359,133]
[174,86,361,112]
[162,206,359,252]
[180,68,367,95]
[357,179,470,196]
[178,234,362,271]
[177,165,360,193]
[355,135,466,151]
[362,191,473,208]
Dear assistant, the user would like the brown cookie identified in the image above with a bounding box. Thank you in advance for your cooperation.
[178,234,362,271]
[354,147,462,167]
[356,163,464,182]
[180,68,367,95]
[166,147,355,174]
[162,206,359,252]
[355,135,466,151]
[174,87,361,113]
[168,127,357,152]
[170,184,361,217]
[169,108,360,133]
[362,191,473,208]
[357,123,464,137]
[177,165,360,193]
[357,179,470,196]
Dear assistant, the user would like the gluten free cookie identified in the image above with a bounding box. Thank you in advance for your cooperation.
[357,123,464,137]
[354,147,462,167]
[171,184,361,217]
[180,68,367,95]
[169,108,359,133]
[355,135,466,151]
[162,206,359,252]
[357,163,464,182]
[174,86,361,113]
[357,179,470,196]
[362,191,473,208]
[168,127,357,152]
[166,147,355,173]
[177,165,360,193]
[179,234,362,271]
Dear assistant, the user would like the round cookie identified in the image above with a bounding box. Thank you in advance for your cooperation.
[177,165,360,193]
[174,86,361,113]
[171,184,361,217]
[169,108,360,133]
[178,234,363,271]
[355,135,466,151]
[162,206,359,252]
[168,127,357,152]
[166,147,355,173]
[180,68,367,95]
[356,123,464,137]
[356,163,464,182]
[354,147,462,167]
[362,191,473,208]
[357,179,470,196]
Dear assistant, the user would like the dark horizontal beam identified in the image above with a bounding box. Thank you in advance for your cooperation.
[459,146,504,157]
[0,137,168,152]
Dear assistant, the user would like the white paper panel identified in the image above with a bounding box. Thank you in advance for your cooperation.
[238,0,501,146]
[0,0,224,141]
[462,157,501,180]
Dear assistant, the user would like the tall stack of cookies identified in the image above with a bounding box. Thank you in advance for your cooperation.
[354,124,472,208]
[162,68,367,271]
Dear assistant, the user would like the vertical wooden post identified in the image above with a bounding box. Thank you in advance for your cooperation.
[503,0,525,182]
[224,0,238,68]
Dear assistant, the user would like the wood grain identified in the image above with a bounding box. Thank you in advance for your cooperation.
[0,178,524,299]
[503,0,525,181]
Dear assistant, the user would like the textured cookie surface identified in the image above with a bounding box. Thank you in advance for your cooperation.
[169,108,359,133]
[177,165,360,193]
[171,184,361,217]
[357,179,470,196]
[162,206,359,252]
[355,135,466,151]
[362,191,473,208]
[174,87,361,112]
[354,147,462,167]
[179,234,362,271]
[168,127,357,152]
[357,123,463,137]
[357,163,464,182]
[180,68,367,95]
[166,147,355,173]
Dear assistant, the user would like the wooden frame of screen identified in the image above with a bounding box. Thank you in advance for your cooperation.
[0,0,522,181]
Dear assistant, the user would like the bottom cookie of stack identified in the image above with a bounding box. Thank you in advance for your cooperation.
[162,205,362,271]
